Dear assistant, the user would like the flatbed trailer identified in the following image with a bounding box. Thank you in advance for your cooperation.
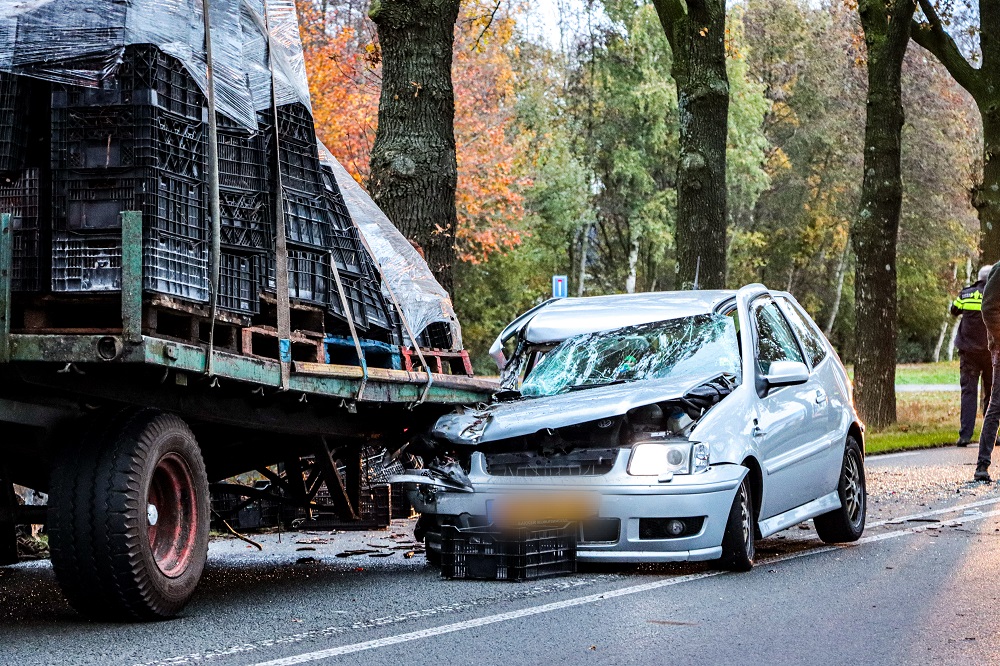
[0,212,495,620]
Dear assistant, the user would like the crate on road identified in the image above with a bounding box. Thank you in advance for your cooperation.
[441,524,577,581]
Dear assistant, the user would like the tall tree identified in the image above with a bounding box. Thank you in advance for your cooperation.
[853,0,916,428]
[368,0,461,294]
[651,0,729,289]
[911,0,1000,262]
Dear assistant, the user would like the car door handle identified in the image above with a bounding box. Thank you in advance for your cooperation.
[815,390,827,404]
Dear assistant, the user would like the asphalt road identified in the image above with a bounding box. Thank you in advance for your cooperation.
[2,446,999,666]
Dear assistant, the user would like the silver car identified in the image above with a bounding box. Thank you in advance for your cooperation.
[396,284,866,570]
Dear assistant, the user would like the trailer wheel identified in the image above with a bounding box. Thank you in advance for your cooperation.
[49,409,209,621]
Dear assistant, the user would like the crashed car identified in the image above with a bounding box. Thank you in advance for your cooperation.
[394,284,866,570]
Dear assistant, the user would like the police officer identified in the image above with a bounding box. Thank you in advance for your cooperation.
[951,265,993,449]
[976,264,1000,482]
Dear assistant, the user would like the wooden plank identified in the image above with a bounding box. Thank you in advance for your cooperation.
[313,438,357,521]
[293,361,499,393]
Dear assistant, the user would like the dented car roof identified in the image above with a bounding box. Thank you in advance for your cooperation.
[519,291,737,344]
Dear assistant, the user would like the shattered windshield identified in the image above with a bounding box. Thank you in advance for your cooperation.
[519,314,741,397]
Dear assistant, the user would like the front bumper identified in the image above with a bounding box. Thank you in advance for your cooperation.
[399,457,747,564]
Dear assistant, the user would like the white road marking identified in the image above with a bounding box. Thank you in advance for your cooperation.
[248,508,1000,666]
[869,451,921,461]
[867,496,1000,528]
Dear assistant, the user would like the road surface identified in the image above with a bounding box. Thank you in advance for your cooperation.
[1,446,998,666]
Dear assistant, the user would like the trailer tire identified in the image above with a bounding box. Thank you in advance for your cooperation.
[49,409,209,621]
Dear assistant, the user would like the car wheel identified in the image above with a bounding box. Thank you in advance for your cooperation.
[720,476,754,571]
[814,436,866,543]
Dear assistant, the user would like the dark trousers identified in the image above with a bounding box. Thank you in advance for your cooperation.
[959,350,993,442]
[978,350,1000,468]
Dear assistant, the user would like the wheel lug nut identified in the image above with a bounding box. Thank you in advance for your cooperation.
[147,503,159,526]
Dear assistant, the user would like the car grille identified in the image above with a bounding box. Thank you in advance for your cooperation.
[484,449,617,477]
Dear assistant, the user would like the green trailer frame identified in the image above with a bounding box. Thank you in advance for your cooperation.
[0,211,495,598]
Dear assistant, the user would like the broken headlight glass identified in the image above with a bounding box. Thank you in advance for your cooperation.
[520,314,741,398]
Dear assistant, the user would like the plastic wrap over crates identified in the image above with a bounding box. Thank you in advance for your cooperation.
[318,143,463,351]
[0,0,310,131]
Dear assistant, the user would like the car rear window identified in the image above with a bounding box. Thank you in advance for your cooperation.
[778,298,828,367]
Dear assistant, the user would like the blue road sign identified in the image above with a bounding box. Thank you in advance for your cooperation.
[553,275,568,299]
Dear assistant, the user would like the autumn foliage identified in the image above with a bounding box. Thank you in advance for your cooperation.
[296,0,526,263]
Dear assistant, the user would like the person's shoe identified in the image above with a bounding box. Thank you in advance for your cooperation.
[974,464,992,482]
[957,439,971,447]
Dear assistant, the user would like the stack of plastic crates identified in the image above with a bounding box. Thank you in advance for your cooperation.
[217,114,270,315]
[0,73,39,293]
[49,45,209,302]
[265,103,333,310]
[318,162,394,333]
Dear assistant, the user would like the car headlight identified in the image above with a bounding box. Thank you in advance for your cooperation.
[628,442,710,476]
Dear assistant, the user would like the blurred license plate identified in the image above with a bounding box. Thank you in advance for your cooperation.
[488,492,599,527]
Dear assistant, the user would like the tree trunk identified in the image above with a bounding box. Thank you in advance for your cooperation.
[368,0,461,295]
[578,223,591,297]
[853,0,914,429]
[653,0,729,289]
[911,0,999,263]
[824,235,850,336]
[626,234,639,294]
[977,109,1000,263]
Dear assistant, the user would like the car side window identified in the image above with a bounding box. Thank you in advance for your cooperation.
[778,298,828,367]
[752,298,804,375]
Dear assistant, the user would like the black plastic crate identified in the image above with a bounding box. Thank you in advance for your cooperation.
[325,189,354,233]
[0,72,29,173]
[329,226,371,279]
[284,189,330,246]
[328,276,369,330]
[220,189,271,250]
[143,234,209,301]
[51,104,206,179]
[53,171,206,240]
[360,279,393,331]
[11,227,41,292]
[53,45,207,122]
[287,246,330,304]
[0,169,40,227]
[52,232,209,301]
[276,103,318,146]
[51,234,122,292]
[278,145,324,195]
[218,126,268,192]
[441,524,577,581]
[219,251,261,314]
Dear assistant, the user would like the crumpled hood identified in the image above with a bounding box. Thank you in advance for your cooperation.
[432,373,718,446]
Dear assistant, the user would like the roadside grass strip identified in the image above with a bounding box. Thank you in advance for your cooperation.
[246,497,1000,666]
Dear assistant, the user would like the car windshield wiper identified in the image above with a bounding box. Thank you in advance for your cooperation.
[564,378,632,392]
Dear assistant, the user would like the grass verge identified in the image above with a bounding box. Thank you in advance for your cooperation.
[866,390,975,455]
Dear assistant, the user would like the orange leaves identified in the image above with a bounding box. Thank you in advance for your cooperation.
[297,0,526,264]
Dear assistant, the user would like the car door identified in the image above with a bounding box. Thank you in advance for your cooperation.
[750,296,830,518]
[776,296,844,495]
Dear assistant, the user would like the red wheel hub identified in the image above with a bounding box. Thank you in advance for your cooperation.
[146,452,199,578]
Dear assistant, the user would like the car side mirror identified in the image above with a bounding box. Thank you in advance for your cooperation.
[765,360,810,388]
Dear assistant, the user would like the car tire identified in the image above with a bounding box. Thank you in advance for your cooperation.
[814,436,866,543]
[49,409,210,621]
[720,476,755,572]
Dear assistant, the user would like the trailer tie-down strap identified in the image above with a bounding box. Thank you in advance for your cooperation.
[353,231,434,406]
